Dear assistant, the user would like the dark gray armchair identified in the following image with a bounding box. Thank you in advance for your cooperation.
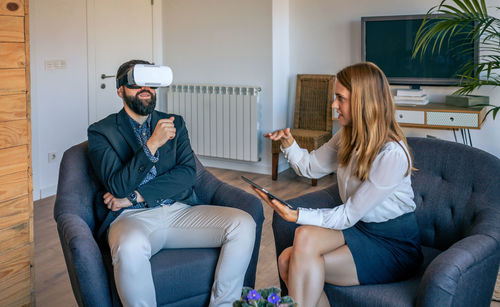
[272,137,500,306]
[54,141,264,307]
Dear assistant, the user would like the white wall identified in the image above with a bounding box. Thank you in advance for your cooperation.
[162,0,278,174]
[289,0,500,158]
[30,0,88,200]
[29,0,500,200]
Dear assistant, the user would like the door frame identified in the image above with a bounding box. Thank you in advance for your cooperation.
[86,0,163,124]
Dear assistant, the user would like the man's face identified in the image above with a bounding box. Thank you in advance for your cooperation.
[122,86,156,116]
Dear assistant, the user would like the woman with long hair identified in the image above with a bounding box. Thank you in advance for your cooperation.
[255,62,423,306]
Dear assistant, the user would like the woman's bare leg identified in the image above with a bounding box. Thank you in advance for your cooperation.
[277,246,293,286]
[286,226,348,306]
[318,292,330,307]
[323,245,359,286]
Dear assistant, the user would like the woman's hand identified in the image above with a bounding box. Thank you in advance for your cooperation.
[263,128,295,149]
[103,192,133,211]
[252,187,298,223]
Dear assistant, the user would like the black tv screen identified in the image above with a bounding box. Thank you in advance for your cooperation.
[361,15,478,86]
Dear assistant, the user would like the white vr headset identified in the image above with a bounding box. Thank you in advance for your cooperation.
[116,64,173,89]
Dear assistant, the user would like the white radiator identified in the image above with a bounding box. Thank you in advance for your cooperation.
[165,84,260,162]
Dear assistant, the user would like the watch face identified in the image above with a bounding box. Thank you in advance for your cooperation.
[128,192,137,203]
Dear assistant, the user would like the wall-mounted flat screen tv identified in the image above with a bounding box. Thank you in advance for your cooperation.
[361,14,478,87]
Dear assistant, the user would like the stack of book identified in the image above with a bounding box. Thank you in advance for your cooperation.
[394,89,429,105]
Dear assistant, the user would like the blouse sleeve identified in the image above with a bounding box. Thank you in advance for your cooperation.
[296,144,410,229]
[281,131,340,179]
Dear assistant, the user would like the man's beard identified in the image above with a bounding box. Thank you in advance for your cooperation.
[124,89,156,116]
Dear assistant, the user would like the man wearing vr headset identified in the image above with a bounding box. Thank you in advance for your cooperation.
[87,60,256,307]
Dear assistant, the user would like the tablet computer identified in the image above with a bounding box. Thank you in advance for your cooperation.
[241,176,294,209]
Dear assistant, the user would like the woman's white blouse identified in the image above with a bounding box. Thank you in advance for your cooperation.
[281,131,416,230]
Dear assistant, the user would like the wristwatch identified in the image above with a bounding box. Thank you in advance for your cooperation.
[127,191,138,205]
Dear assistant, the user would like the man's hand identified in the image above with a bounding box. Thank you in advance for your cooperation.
[147,116,176,155]
[263,128,294,149]
[103,192,133,211]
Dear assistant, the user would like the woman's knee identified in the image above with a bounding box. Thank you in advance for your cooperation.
[292,226,316,253]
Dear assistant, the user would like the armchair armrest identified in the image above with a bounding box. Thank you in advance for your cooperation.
[56,213,112,307]
[212,182,264,224]
[272,183,341,251]
[211,182,264,288]
[272,183,341,293]
[417,234,500,307]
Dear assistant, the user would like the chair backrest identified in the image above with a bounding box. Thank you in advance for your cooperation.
[54,141,100,231]
[407,137,500,251]
[293,74,335,131]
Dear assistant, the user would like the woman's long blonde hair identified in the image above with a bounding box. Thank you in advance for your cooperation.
[336,62,413,181]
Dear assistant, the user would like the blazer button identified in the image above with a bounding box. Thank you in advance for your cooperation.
[139,166,145,172]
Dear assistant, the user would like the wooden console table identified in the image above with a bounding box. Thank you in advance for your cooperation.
[334,103,486,146]
[395,102,486,129]
[395,103,487,146]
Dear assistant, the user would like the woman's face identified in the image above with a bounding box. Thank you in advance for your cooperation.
[332,82,352,126]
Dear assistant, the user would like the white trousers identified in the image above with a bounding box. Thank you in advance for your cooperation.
[108,202,256,307]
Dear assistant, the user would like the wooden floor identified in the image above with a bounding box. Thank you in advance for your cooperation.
[34,168,336,306]
[34,167,500,306]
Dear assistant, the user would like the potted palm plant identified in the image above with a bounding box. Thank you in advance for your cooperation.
[412,0,500,120]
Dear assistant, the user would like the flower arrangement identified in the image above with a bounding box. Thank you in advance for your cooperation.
[233,287,297,307]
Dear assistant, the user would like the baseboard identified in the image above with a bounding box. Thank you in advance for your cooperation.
[40,184,57,199]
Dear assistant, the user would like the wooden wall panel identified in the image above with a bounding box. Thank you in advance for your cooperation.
[0,146,28,176]
[0,69,26,92]
[0,196,29,230]
[0,221,29,252]
[0,15,24,42]
[0,245,31,304]
[0,0,24,16]
[0,94,26,121]
[0,119,27,148]
[0,43,25,68]
[0,171,28,202]
[0,0,31,304]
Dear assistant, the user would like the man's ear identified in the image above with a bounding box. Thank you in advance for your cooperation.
[117,86,124,98]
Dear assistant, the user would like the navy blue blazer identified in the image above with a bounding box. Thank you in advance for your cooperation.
[88,108,197,239]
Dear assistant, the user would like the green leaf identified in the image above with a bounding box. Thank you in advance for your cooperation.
[492,106,500,119]
[241,287,253,299]
[412,0,500,121]
[280,296,295,303]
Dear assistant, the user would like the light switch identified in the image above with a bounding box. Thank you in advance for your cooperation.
[45,60,67,70]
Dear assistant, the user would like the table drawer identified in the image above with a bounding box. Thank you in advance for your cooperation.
[395,110,425,124]
[427,112,478,128]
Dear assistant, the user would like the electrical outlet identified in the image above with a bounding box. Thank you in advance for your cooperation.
[48,152,57,162]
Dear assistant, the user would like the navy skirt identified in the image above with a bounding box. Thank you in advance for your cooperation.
[342,212,423,285]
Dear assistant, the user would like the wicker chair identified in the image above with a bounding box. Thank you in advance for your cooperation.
[272,74,335,186]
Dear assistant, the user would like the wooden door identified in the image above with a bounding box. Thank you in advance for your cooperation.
[0,0,33,305]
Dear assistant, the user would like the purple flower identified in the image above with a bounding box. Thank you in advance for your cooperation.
[267,292,280,304]
[246,289,261,301]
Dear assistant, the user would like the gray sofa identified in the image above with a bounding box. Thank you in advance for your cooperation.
[54,141,264,307]
[272,137,500,306]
